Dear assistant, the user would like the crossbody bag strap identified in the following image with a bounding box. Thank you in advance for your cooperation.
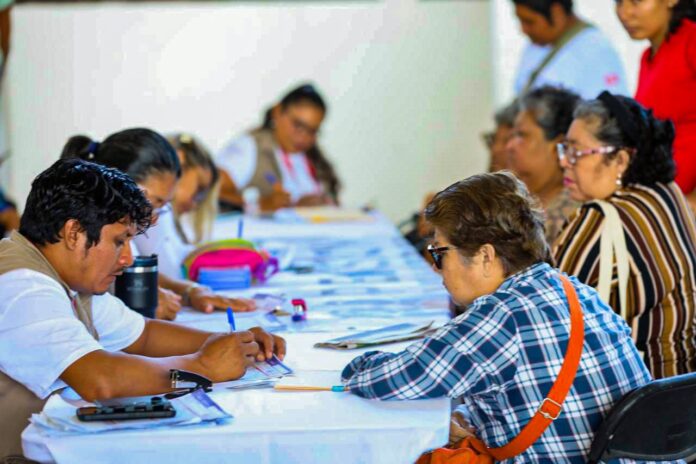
[593,199,630,321]
[521,20,591,95]
[487,274,585,461]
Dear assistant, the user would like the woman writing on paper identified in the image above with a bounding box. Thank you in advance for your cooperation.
[341,172,649,462]
[61,128,255,319]
[553,92,696,378]
[216,84,341,212]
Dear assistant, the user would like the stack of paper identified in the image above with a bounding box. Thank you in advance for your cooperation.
[31,389,231,435]
[216,355,294,391]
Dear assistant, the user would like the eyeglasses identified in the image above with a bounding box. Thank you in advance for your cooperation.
[427,244,453,270]
[287,114,320,137]
[556,142,620,165]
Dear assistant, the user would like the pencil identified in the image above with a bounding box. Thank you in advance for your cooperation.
[274,385,348,392]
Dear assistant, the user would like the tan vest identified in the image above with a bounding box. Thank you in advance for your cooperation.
[249,128,284,197]
[0,232,98,457]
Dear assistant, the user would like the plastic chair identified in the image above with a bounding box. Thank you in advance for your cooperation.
[587,372,696,463]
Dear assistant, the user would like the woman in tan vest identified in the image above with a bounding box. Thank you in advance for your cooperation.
[216,84,341,212]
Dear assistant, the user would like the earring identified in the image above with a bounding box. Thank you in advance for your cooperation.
[616,175,622,187]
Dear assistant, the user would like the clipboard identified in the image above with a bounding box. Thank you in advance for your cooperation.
[314,321,436,350]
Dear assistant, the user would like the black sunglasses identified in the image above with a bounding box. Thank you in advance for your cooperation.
[427,244,453,270]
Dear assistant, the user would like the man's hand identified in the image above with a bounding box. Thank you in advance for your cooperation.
[189,286,257,314]
[156,287,182,320]
[249,327,287,361]
[194,331,259,382]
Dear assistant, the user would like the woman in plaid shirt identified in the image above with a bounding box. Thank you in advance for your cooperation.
[341,172,650,463]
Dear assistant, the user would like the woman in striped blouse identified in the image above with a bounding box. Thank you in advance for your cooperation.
[554,91,696,378]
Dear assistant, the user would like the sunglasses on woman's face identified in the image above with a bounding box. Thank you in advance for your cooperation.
[427,244,453,270]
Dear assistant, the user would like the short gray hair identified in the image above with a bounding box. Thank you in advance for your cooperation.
[520,86,581,141]
[494,99,520,128]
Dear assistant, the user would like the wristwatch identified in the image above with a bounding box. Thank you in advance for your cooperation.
[167,369,213,399]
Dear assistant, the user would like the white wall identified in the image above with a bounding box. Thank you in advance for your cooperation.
[491,0,647,106]
[6,0,492,223]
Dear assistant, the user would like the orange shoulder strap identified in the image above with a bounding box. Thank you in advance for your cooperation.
[487,275,585,461]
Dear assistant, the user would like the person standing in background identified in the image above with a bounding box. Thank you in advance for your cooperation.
[616,0,696,212]
[0,0,14,234]
[512,0,628,99]
[0,0,10,83]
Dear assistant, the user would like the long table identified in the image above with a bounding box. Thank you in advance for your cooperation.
[22,212,452,464]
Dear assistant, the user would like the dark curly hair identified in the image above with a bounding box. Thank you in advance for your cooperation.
[520,85,581,141]
[574,96,676,186]
[668,0,696,38]
[424,171,552,276]
[60,128,181,183]
[19,159,153,248]
[512,0,574,22]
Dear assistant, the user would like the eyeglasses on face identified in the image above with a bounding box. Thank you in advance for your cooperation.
[427,244,453,270]
[287,113,320,138]
[556,142,620,165]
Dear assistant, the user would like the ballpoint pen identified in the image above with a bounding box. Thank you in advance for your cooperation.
[227,307,236,332]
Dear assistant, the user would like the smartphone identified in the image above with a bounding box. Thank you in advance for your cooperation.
[76,396,176,422]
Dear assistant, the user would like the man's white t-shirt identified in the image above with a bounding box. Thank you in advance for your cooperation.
[514,26,629,99]
[0,269,145,399]
[216,134,321,203]
[133,210,194,280]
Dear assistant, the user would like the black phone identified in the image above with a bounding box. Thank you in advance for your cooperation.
[76,396,176,422]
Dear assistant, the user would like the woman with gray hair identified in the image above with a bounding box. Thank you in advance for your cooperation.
[554,91,696,378]
[507,85,581,243]
[342,171,649,461]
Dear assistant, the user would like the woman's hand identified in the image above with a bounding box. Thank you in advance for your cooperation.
[295,194,330,207]
[189,285,257,314]
[155,287,182,320]
[260,185,291,212]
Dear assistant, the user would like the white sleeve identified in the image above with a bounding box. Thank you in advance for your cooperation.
[215,134,258,189]
[132,211,194,279]
[0,270,104,399]
[90,293,145,353]
[513,43,548,95]
[552,29,629,99]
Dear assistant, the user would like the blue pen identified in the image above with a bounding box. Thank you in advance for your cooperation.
[227,307,236,332]
[237,217,244,239]
[265,172,277,185]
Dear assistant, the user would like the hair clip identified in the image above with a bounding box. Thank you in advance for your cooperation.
[165,369,212,399]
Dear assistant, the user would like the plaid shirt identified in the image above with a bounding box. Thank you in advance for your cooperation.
[342,263,651,463]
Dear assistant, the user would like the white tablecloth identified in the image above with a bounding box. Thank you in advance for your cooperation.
[22,210,452,463]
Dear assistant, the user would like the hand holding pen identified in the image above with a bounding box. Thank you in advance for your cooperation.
[228,308,287,362]
[260,172,291,212]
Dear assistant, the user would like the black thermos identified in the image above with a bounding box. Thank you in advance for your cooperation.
[115,255,159,318]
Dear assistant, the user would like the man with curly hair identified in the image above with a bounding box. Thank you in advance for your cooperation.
[0,159,286,459]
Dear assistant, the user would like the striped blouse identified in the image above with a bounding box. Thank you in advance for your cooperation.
[553,182,696,378]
